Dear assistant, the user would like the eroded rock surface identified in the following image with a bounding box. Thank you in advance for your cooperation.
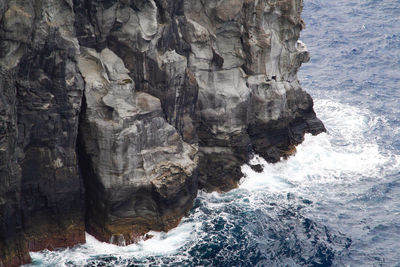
[186,0,325,191]
[0,0,324,265]
[77,48,197,244]
[1,0,85,266]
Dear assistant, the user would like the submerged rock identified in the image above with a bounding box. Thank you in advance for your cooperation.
[0,0,324,265]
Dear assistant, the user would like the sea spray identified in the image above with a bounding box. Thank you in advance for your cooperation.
[27,98,399,266]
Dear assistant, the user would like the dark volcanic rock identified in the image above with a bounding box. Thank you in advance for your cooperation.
[0,0,325,265]
[250,164,264,173]
[186,0,325,190]
[0,67,30,267]
[0,0,85,265]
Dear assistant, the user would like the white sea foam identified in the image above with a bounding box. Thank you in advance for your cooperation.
[240,99,399,193]
[28,222,197,266]
[27,98,400,266]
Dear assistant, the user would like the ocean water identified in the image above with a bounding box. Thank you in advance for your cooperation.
[26,0,400,266]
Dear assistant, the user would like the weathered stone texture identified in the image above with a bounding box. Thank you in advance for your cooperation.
[0,0,324,265]
[1,0,85,265]
[77,47,197,244]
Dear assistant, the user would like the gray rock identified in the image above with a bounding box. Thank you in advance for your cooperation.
[184,0,325,190]
[0,63,30,267]
[0,1,85,265]
[77,48,198,244]
[0,0,325,264]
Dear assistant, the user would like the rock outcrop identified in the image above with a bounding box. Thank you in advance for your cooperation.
[0,0,325,265]
[1,1,85,266]
[77,47,197,245]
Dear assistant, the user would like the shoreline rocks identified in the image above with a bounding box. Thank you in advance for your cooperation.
[0,0,325,265]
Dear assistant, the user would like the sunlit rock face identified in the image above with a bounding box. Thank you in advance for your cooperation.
[77,47,198,245]
[182,0,324,191]
[0,0,324,265]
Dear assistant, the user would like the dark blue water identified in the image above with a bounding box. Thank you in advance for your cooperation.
[27,0,400,266]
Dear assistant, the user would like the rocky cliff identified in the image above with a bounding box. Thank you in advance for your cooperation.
[0,0,325,266]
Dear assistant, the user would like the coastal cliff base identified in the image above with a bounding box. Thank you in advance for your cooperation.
[0,0,324,265]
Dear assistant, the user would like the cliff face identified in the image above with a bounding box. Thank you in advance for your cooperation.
[0,0,325,266]
[1,1,85,266]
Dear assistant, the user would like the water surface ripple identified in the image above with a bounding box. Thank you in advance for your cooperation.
[27,0,400,266]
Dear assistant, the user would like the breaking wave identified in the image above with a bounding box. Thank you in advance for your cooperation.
[27,98,400,266]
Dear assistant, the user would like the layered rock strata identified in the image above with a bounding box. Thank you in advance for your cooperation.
[1,0,85,266]
[77,47,197,245]
[0,0,325,265]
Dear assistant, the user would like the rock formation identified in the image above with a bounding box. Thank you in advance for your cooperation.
[0,0,325,266]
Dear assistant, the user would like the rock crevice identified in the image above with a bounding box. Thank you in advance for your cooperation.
[0,0,325,266]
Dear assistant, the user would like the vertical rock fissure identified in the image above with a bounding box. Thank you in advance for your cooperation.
[75,91,109,243]
[75,28,199,245]
[0,1,326,265]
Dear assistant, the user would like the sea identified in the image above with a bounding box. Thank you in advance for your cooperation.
[26,0,400,266]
